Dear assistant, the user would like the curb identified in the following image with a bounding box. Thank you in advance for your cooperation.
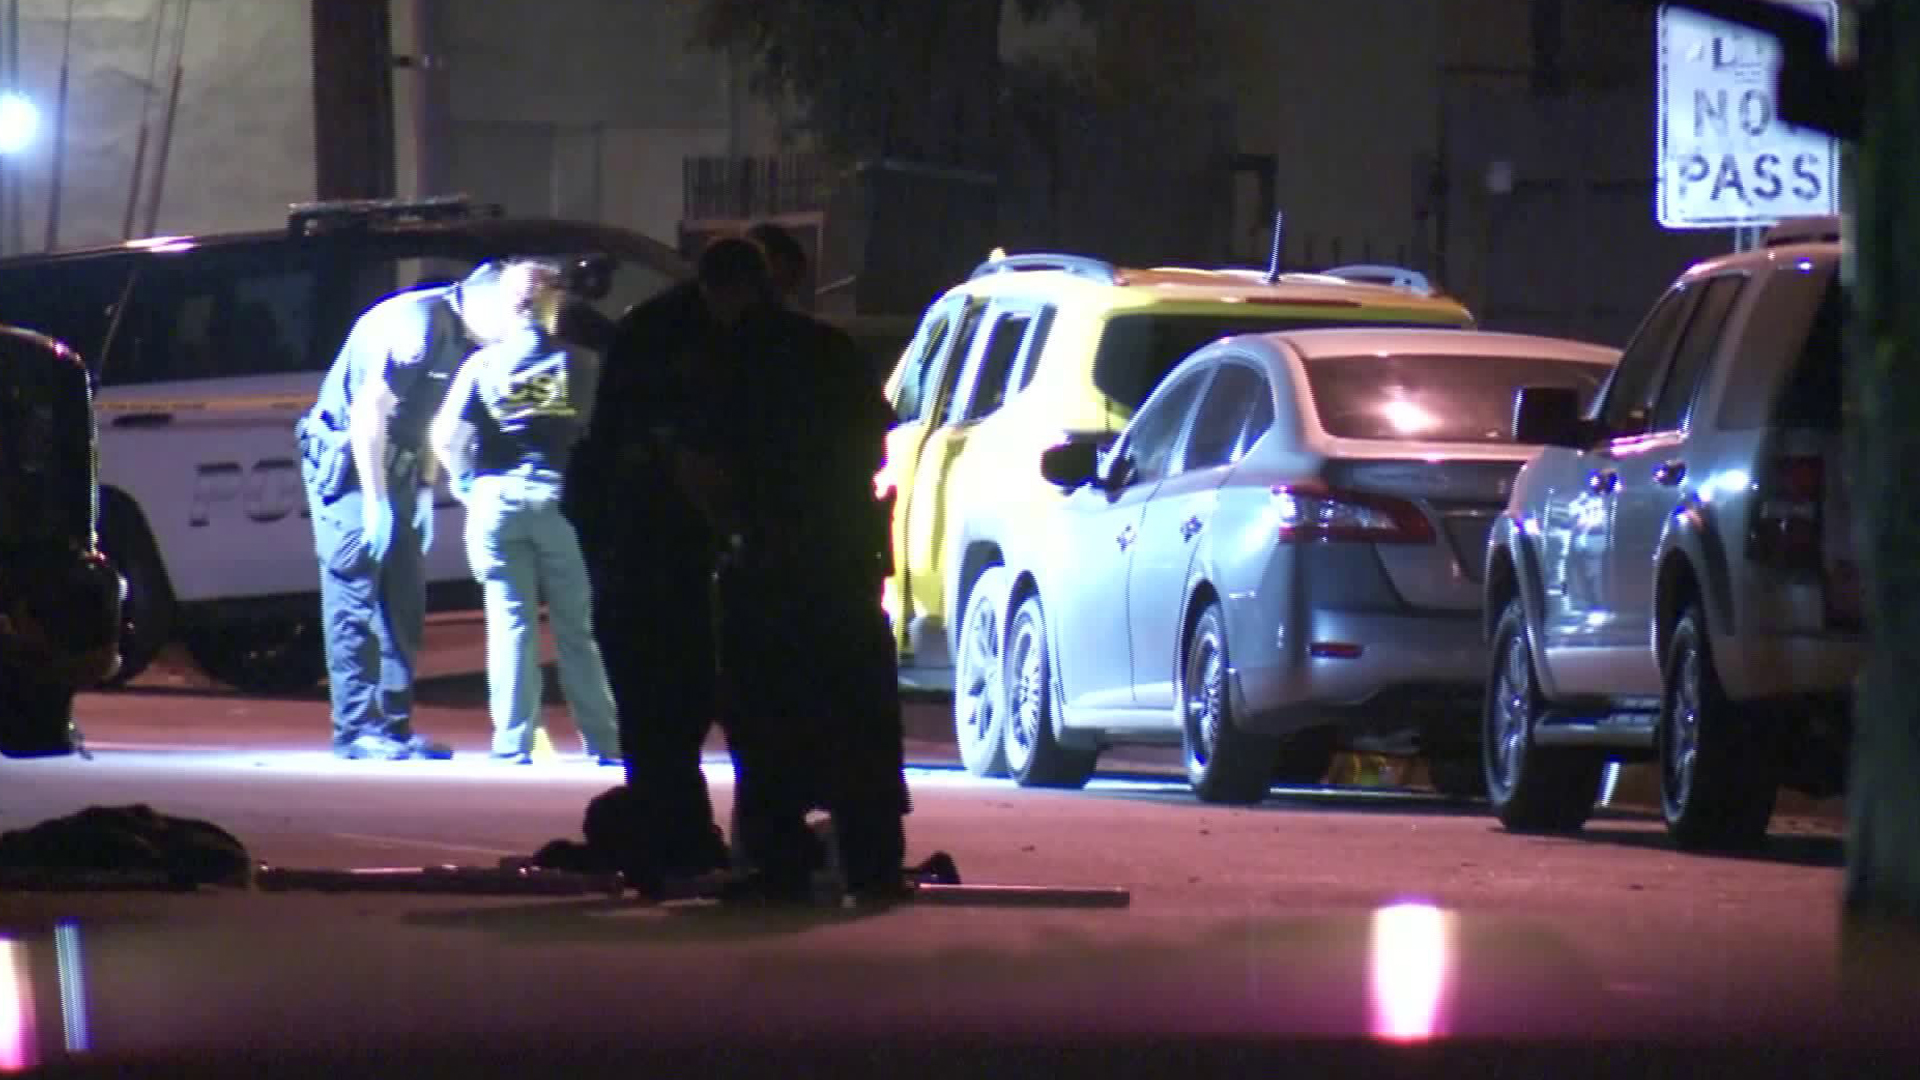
[901,695,1844,821]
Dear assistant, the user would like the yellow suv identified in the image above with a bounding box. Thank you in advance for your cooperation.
[877,251,1476,692]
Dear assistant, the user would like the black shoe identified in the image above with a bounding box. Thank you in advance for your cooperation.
[847,878,916,911]
[491,751,533,765]
[712,871,821,909]
[909,851,961,886]
[592,755,623,767]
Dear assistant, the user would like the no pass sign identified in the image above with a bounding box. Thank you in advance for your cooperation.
[1656,1,1839,229]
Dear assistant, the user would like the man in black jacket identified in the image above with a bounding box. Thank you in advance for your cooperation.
[703,251,910,906]
[561,244,755,893]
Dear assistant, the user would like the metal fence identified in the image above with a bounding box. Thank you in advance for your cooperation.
[682,153,833,223]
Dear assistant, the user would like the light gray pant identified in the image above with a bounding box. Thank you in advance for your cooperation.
[464,471,620,757]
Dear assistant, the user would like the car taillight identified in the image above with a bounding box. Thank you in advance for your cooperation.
[1748,454,1824,569]
[1271,482,1436,544]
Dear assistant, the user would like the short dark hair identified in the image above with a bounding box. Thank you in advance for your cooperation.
[746,222,808,285]
[697,236,773,296]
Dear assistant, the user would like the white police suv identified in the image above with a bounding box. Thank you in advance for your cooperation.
[0,196,682,692]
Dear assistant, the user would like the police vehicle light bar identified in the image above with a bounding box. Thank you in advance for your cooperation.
[970,251,1122,285]
[286,194,503,236]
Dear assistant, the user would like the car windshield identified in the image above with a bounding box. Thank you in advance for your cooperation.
[1091,311,1462,412]
[1304,353,1612,443]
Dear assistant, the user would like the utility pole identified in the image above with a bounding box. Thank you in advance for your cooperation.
[310,0,397,201]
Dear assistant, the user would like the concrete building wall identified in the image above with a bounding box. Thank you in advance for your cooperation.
[1206,0,1447,268]
[411,0,789,243]
[0,0,314,255]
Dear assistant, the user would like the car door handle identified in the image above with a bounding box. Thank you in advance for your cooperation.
[1180,515,1203,541]
[1117,524,1137,551]
[110,411,174,428]
[1586,470,1618,494]
[1653,460,1686,487]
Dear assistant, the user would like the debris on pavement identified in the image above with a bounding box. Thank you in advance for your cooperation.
[0,804,252,890]
[254,861,625,896]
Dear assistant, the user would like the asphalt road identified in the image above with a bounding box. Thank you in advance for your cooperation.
[0,610,1900,1073]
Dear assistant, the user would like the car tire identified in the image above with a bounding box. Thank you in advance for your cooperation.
[1181,601,1280,805]
[96,515,173,688]
[183,614,328,695]
[1272,726,1337,787]
[1484,599,1606,832]
[1427,754,1489,801]
[1003,593,1097,789]
[952,566,1011,777]
[1659,606,1777,850]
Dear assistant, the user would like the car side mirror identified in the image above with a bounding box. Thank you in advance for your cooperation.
[1513,385,1591,448]
[564,255,614,301]
[1040,441,1101,489]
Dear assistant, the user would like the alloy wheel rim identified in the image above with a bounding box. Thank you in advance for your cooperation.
[1185,631,1223,767]
[1666,646,1701,811]
[1008,616,1043,764]
[1492,634,1532,794]
[958,600,1001,748]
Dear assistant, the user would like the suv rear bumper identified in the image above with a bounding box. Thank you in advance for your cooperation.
[1234,608,1485,735]
[1715,629,1861,703]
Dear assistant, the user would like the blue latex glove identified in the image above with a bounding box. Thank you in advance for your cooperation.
[414,491,435,555]
[363,497,395,565]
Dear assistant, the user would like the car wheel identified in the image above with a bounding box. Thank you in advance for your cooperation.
[1003,593,1097,789]
[1659,606,1777,850]
[1272,726,1337,787]
[1181,601,1280,805]
[183,615,328,695]
[952,566,1011,777]
[1426,754,1488,801]
[1484,599,1606,832]
[96,516,173,688]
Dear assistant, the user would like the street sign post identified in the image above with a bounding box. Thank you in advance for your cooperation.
[1656,0,1839,233]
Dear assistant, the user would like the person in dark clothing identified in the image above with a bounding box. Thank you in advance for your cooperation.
[695,243,910,906]
[561,249,742,893]
[745,221,810,309]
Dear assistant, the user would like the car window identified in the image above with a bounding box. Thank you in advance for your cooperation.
[1597,286,1694,436]
[891,306,956,424]
[1305,353,1612,442]
[105,253,321,386]
[1121,366,1211,487]
[1767,276,1845,430]
[901,299,987,428]
[949,307,1037,424]
[0,258,133,372]
[1015,306,1057,392]
[1184,361,1269,470]
[1648,274,1744,433]
[1717,261,1841,431]
[1234,382,1275,459]
[1091,311,1458,414]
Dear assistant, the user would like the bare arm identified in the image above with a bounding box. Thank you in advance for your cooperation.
[428,364,481,502]
[349,377,396,506]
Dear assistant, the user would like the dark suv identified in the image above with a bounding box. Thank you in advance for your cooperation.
[0,196,683,693]
[1482,216,1856,850]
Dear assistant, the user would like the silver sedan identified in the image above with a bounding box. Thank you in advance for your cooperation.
[955,327,1617,804]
